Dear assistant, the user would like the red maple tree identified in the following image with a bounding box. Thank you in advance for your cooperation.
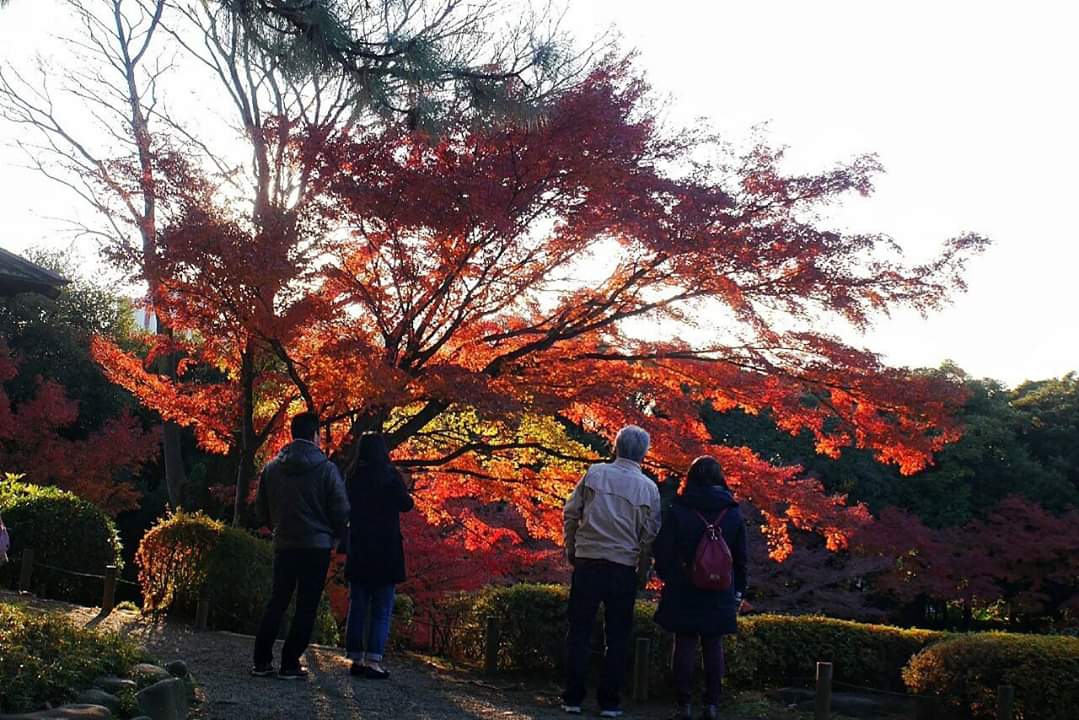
[863,497,1079,621]
[95,59,986,574]
[0,344,158,514]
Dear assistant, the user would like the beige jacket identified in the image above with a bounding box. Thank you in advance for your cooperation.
[563,458,662,569]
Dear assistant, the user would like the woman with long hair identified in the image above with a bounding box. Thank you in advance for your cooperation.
[653,456,749,720]
[344,432,414,679]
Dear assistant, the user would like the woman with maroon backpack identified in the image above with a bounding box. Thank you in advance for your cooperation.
[654,456,749,720]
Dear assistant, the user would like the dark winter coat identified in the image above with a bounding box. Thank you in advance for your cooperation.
[255,440,349,551]
[345,461,414,585]
[653,484,749,636]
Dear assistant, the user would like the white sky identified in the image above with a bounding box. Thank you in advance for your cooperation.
[2,0,1077,386]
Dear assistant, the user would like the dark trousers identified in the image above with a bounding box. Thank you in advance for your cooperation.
[563,559,637,710]
[253,548,331,670]
[673,633,725,706]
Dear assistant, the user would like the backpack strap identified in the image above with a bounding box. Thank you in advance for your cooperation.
[693,508,729,538]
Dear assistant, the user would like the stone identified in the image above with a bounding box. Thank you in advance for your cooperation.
[135,678,188,720]
[164,660,188,679]
[72,692,118,714]
[130,664,171,687]
[92,677,136,694]
[0,704,112,719]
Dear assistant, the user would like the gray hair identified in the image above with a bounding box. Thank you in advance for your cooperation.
[614,425,651,463]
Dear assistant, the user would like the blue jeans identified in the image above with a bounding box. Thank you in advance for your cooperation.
[346,582,395,662]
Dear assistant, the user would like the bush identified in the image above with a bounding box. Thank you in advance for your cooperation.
[903,632,1079,719]
[0,602,143,714]
[430,584,672,678]
[137,511,338,644]
[726,614,945,691]
[432,585,945,695]
[438,584,570,672]
[0,476,123,605]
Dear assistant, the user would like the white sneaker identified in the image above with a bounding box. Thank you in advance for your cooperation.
[561,705,582,715]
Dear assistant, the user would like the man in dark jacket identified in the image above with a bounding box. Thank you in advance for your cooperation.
[252,412,349,679]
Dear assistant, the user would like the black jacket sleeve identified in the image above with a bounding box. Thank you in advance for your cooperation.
[391,467,414,513]
[325,463,350,541]
[254,467,271,528]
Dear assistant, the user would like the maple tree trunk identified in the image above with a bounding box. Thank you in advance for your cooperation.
[232,343,257,527]
[156,324,189,508]
[116,0,188,510]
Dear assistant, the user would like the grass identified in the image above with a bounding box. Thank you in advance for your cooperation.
[0,601,147,715]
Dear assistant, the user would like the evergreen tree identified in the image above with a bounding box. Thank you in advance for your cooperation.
[213,1,598,128]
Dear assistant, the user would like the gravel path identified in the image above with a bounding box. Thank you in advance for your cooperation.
[2,591,684,720]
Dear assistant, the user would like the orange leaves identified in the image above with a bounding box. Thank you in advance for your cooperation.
[94,59,984,577]
[91,336,237,454]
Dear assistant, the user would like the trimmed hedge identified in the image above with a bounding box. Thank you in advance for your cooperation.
[431,584,1079,712]
[0,602,143,714]
[0,477,123,605]
[725,614,945,690]
[137,511,338,644]
[903,632,1079,719]
[435,583,572,672]
[432,585,944,691]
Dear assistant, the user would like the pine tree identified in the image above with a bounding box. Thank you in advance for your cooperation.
[213,1,598,128]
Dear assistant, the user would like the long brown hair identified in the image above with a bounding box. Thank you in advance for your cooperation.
[683,455,728,492]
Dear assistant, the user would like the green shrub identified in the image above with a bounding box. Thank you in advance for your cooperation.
[389,592,415,649]
[726,614,945,691]
[0,602,143,714]
[430,584,672,678]
[0,476,123,605]
[432,585,945,695]
[903,632,1079,719]
[440,584,570,672]
[137,511,338,644]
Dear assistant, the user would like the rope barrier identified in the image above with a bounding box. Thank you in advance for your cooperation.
[831,680,914,698]
[32,560,140,586]
[33,561,109,581]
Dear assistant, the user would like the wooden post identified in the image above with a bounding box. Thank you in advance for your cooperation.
[195,597,210,631]
[996,685,1015,720]
[101,565,117,613]
[18,548,34,592]
[632,637,651,703]
[815,661,833,720]
[483,616,500,674]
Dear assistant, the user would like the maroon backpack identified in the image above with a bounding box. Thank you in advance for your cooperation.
[689,509,733,591]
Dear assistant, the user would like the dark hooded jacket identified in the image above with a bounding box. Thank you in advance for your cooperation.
[653,483,748,636]
[345,434,414,585]
[255,439,349,551]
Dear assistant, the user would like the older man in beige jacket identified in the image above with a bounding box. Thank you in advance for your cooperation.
[561,425,661,718]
